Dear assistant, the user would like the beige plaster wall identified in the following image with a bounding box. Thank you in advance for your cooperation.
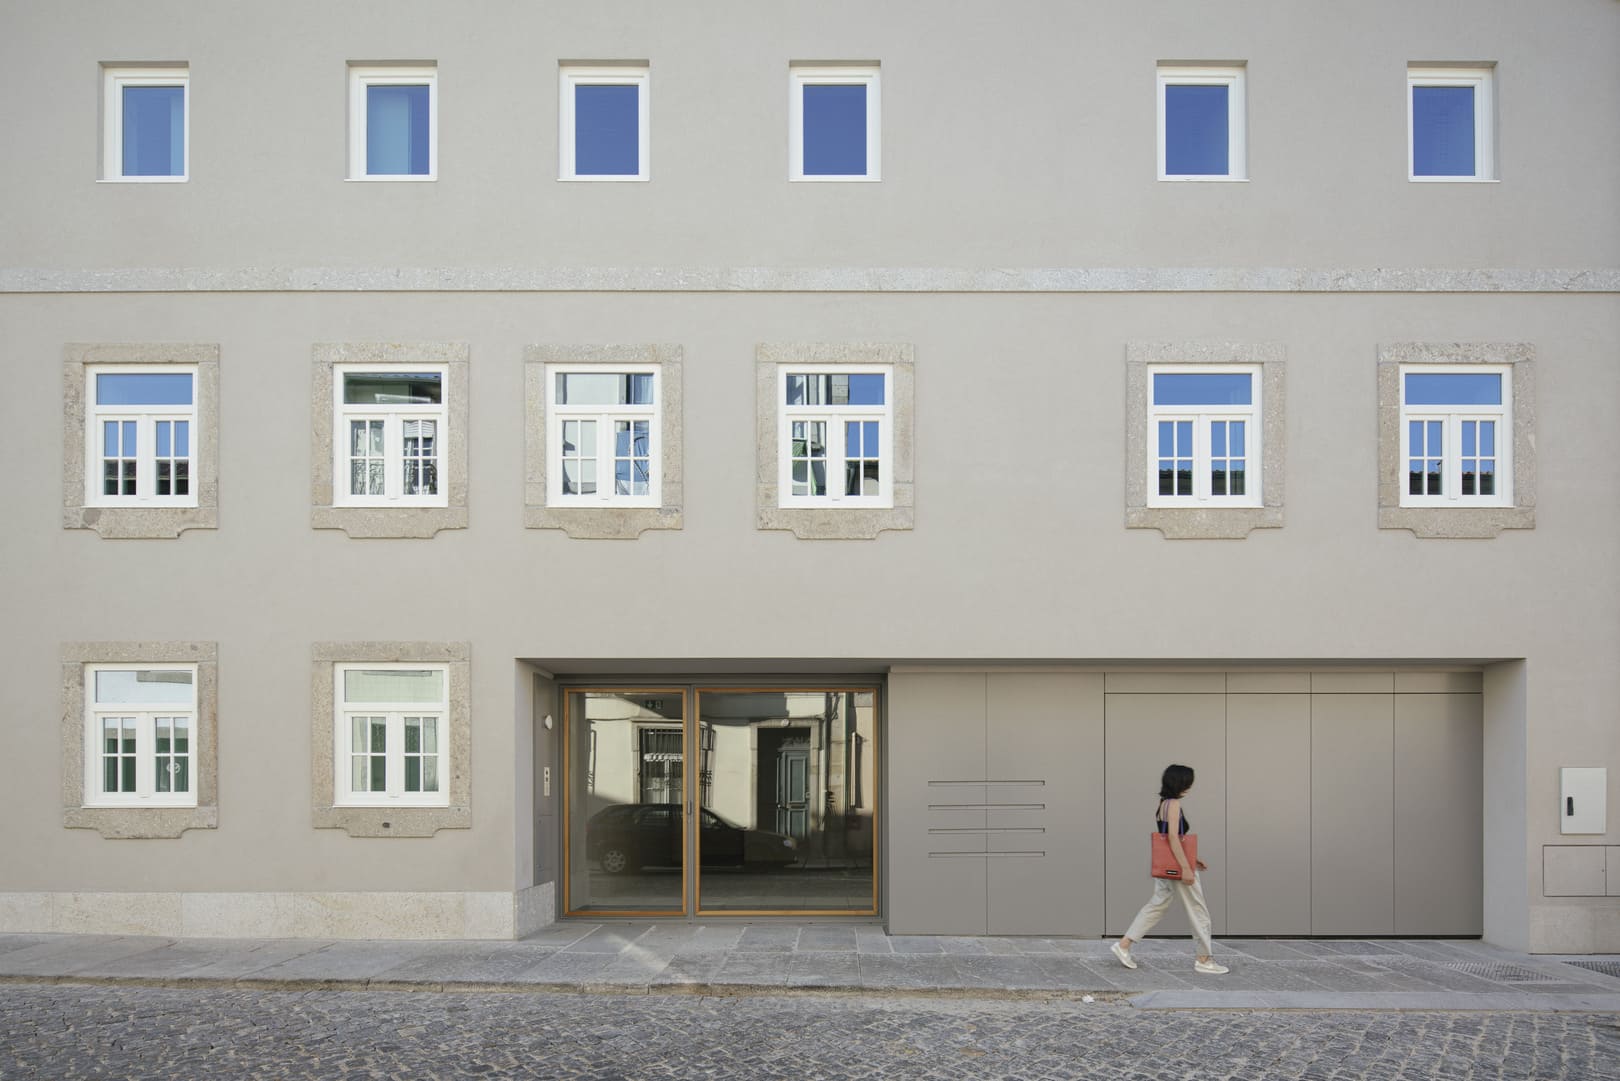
[1,0,1616,272]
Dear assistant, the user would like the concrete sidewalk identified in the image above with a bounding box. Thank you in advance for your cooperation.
[2,926,1617,1011]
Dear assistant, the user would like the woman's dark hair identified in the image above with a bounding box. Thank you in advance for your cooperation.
[1159,764,1195,800]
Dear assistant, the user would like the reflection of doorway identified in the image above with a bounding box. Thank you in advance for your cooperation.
[758,732,810,842]
[638,727,682,803]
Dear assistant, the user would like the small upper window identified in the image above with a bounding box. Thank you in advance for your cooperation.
[560,64,649,180]
[1408,66,1494,181]
[779,368,892,507]
[1399,367,1510,506]
[1157,65,1246,180]
[349,65,436,179]
[334,366,447,506]
[790,64,880,181]
[103,66,188,181]
[1147,367,1261,506]
[87,367,197,507]
[335,664,450,807]
[547,367,660,506]
[85,665,197,808]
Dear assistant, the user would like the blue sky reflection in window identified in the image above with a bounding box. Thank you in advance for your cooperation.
[575,84,639,175]
[1164,84,1229,175]
[122,85,184,176]
[803,84,867,175]
[367,84,430,175]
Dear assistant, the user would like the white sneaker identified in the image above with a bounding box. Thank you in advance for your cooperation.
[1110,942,1137,970]
[1194,959,1229,975]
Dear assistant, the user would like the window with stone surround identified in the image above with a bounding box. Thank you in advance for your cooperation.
[312,642,471,838]
[524,344,683,539]
[63,343,219,539]
[311,343,468,538]
[756,343,914,539]
[1377,343,1534,538]
[62,641,218,839]
[1126,342,1285,539]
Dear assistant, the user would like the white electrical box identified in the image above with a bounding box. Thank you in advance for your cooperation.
[1560,767,1607,834]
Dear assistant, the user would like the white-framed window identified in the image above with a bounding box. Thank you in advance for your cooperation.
[102,66,188,181]
[1399,366,1511,506]
[546,366,661,506]
[334,664,449,807]
[1408,66,1494,181]
[1157,65,1246,180]
[559,64,649,180]
[86,366,198,507]
[84,664,197,808]
[778,367,892,507]
[348,64,437,180]
[789,64,880,181]
[1147,366,1261,507]
[333,365,448,506]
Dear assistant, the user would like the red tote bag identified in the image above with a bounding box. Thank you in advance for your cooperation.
[1150,831,1198,879]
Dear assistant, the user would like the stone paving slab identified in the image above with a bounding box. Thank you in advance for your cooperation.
[0,928,1615,1013]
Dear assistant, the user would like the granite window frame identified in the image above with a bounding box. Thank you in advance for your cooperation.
[61,641,218,839]
[756,343,914,539]
[1377,343,1535,538]
[1126,342,1285,539]
[311,342,469,538]
[312,641,471,838]
[524,344,683,539]
[63,343,219,539]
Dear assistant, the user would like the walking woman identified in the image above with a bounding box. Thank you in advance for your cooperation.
[1111,764,1228,974]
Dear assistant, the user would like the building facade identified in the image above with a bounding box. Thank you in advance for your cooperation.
[2,0,1618,952]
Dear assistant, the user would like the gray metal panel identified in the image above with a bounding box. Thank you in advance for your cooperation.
[1104,693,1226,937]
[886,672,988,934]
[1394,693,1484,934]
[985,673,1104,935]
[1312,693,1395,933]
[1543,846,1607,897]
[1226,694,1312,935]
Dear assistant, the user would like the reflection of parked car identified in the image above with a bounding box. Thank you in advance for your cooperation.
[586,803,799,874]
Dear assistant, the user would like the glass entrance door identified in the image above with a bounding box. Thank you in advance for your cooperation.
[562,685,878,917]
[564,689,687,916]
[695,690,877,915]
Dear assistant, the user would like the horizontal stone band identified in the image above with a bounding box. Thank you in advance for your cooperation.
[4,267,1618,294]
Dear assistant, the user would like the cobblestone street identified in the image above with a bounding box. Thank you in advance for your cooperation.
[2,984,1618,1081]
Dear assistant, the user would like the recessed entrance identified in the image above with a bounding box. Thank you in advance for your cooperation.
[562,685,878,917]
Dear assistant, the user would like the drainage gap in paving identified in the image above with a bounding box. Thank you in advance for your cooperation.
[1564,960,1620,980]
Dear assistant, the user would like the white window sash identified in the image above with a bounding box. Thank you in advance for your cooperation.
[334,665,450,807]
[1156,66,1247,181]
[1407,67,1494,182]
[84,665,198,808]
[777,368,893,507]
[546,367,662,506]
[103,67,189,182]
[332,367,449,507]
[1397,365,1512,506]
[85,368,199,508]
[558,64,651,182]
[348,65,438,181]
[1145,368,1261,507]
[1399,411,1511,507]
[789,65,882,181]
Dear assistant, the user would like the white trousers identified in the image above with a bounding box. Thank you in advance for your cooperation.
[1122,873,1214,957]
